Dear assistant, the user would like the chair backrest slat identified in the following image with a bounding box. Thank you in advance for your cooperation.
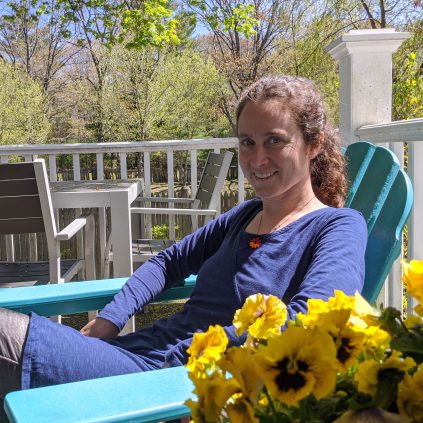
[0,179,39,196]
[194,151,233,209]
[0,162,46,235]
[345,141,413,303]
[0,163,35,180]
[0,218,45,234]
[200,174,219,193]
[0,160,59,241]
[0,196,43,219]
[195,187,213,206]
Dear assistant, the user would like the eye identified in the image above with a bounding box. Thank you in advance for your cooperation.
[239,138,254,147]
[268,136,283,145]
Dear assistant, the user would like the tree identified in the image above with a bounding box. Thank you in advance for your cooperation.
[393,20,423,120]
[0,60,50,144]
[185,0,286,128]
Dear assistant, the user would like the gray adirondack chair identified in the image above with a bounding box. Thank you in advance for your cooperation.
[0,159,96,287]
[104,151,233,275]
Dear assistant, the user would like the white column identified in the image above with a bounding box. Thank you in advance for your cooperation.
[325,29,410,146]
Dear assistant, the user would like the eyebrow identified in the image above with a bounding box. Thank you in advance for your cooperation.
[237,130,290,138]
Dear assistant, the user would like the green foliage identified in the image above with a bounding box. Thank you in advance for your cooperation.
[272,12,341,125]
[393,23,423,120]
[0,61,50,144]
[152,223,180,239]
[96,47,228,141]
[119,0,179,49]
[206,3,258,37]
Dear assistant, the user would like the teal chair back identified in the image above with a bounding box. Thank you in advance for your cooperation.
[344,141,413,303]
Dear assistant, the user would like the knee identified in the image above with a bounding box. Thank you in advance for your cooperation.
[0,308,30,399]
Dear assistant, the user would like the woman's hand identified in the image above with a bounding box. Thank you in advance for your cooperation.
[80,317,120,339]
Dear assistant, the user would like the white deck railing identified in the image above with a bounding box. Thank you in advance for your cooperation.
[1,119,423,311]
[0,138,242,242]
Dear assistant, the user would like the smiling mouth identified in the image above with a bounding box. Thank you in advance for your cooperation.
[253,171,277,179]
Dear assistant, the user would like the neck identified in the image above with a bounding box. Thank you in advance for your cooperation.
[258,190,325,234]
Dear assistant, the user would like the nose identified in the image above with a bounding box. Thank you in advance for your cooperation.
[251,144,269,168]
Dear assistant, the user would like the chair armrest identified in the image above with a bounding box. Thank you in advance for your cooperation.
[135,196,195,204]
[131,207,217,216]
[0,275,197,316]
[0,278,128,316]
[4,366,193,423]
[56,212,94,241]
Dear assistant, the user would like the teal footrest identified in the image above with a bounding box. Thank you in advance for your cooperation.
[5,366,193,423]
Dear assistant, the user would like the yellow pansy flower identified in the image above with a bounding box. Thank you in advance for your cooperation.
[310,308,366,372]
[253,326,337,406]
[360,325,391,360]
[186,371,239,422]
[332,325,366,372]
[355,351,416,396]
[220,347,263,403]
[397,363,423,421]
[403,314,423,329]
[233,294,287,339]
[350,291,381,327]
[186,325,228,376]
[402,260,423,314]
[300,291,377,330]
[226,396,259,423]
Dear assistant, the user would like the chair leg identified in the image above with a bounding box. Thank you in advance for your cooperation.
[103,232,113,279]
[84,214,96,280]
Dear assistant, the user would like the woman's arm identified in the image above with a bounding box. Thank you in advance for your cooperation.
[285,208,368,319]
[89,203,245,333]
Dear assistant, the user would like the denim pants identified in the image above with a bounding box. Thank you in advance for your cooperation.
[0,308,29,422]
[0,308,29,399]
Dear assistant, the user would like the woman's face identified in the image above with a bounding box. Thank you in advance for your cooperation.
[237,99,316,202]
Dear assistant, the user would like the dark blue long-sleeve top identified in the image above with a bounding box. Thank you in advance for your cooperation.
[100,199,367,363]
[22,199,367,388]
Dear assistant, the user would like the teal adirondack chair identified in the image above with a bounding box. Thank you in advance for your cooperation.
[1,141,413,423]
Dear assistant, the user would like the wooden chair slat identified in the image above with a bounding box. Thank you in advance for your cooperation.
[203,162,223,177]
[0,179,39,197]
[0,218,45,235]
[0,196,43,219]
[206,153,225,165]
[195,188,213,205]
[198,174,217,193]
[0,163,35,180]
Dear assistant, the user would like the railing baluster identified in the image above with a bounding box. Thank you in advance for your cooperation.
[190,150,197,198]
[167,151,175,240]
[144,152,152,238]
[2,141,14,262]
[407,140,423,315]
[49,155,57,182]
[96,153,104,180]
[120,153,128,179]
[73,154,81,181]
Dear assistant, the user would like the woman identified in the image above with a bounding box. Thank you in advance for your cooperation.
[0,76,367,398]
